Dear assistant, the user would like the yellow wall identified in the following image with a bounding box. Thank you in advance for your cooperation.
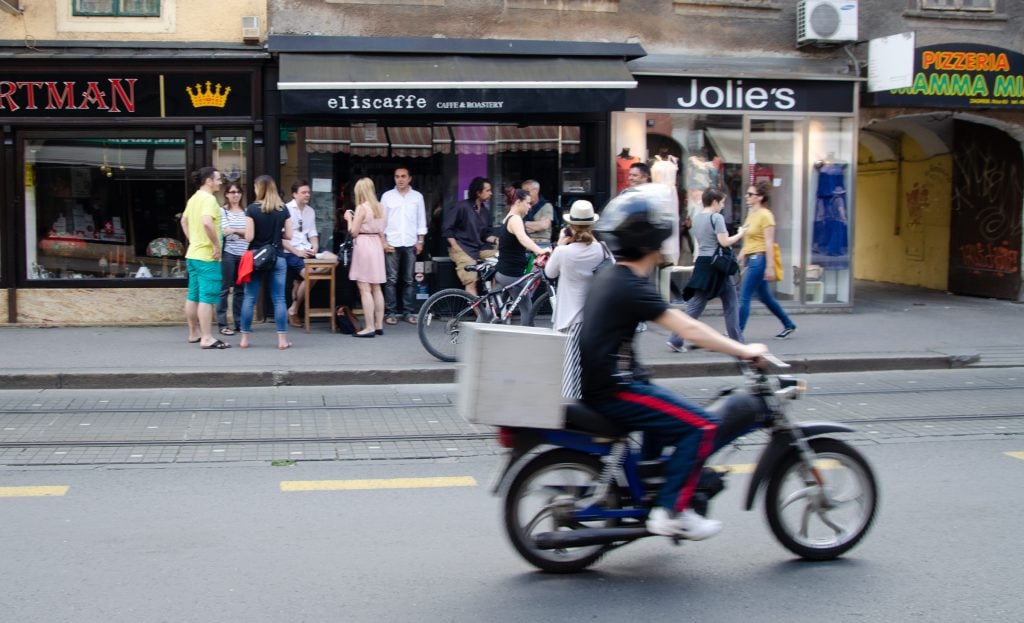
[0,1,266,43]
[854,135,952,290]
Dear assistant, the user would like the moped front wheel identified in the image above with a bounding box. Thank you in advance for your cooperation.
[503,450,617,573]
[417,288,476,362]
[764,438,877,560]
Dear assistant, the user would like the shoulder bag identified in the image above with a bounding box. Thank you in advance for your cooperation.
[251,243,277,271]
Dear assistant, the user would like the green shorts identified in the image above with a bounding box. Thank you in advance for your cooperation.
[186,258,222,305]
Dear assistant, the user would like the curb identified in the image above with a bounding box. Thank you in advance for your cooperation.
[0,352,982,390]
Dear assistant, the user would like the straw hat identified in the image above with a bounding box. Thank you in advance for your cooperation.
[564,200,599,226]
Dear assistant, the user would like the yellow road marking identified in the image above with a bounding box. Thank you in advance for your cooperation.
[0,486,69,498]
[280,476,477,492]
[711,459,842,475]
[1006,452,1024,461]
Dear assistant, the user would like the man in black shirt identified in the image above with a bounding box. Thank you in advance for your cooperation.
[583,185,767,540]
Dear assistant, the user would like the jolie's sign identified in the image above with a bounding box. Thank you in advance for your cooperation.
[627,76,855,114]
[869,44,1024,109]
[0,73,253,118]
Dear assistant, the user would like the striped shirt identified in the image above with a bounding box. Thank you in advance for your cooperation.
[221,207,250,257]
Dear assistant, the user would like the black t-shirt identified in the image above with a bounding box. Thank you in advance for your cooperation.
[580,263,669,403]
[246,203,290,251]
[496,215,529,277]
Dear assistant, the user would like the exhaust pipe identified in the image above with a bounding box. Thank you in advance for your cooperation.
[533,527,650,549]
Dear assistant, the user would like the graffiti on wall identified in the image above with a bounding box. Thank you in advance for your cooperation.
[949,120,1022,299]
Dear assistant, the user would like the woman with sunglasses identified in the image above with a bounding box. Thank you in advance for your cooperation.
[216,182,249,336]
[737,180,796,339]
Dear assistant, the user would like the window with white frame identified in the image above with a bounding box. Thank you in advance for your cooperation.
[73,0,160,17]
[920,0,995,11]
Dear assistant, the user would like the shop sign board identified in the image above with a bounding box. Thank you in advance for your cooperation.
[869,43,1024,109]
[281,88,626,116]
[0,72,253,118]
[626,76,855,114]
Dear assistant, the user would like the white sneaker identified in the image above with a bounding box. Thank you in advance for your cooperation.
[646,507,723,540]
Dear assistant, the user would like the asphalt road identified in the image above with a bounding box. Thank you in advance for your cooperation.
[0,439,1021,622]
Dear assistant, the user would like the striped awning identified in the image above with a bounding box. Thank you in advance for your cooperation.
[303,125,579,156]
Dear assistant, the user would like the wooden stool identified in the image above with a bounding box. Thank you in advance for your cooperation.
[302,259,338,333]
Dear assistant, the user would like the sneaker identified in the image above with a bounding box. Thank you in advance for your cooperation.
[666,340,687,353]
[646,507,723,540]
[774,326,796,339]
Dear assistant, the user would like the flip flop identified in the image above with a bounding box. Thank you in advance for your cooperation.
[201,339,232,350]
[278,342,293,351]
[405,315,418,325]
[187,337,201,343]
[219,327,236,336]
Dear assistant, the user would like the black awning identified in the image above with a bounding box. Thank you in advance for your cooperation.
[278,53,637,91]
[278,53,637,116]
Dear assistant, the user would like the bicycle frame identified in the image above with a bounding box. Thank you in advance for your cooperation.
[455,267,554,326]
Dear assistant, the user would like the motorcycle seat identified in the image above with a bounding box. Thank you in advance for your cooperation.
[564,402,630,438]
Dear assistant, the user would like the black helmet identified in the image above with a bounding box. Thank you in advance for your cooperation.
[595,184,675,260]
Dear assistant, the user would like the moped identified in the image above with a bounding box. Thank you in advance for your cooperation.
[492,358,878,573]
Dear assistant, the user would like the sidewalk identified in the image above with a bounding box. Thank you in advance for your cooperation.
[1,280,1021,390]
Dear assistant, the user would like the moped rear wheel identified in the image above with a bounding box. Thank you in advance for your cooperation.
[764,438,877,560]
[417,288,476,362]
[503,450,617,573]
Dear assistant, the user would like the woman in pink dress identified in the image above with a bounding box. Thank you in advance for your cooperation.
[344,177,387,338]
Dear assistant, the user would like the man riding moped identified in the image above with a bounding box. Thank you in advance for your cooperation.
[581,184,768,540]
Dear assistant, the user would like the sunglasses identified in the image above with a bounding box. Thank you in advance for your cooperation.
[226,190,241,194]
[745,192,760,197]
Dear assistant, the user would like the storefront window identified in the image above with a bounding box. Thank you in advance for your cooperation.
[614,109,854,305]
[24,136,188,280]
[805,117,853,304]
[290,124,586,258]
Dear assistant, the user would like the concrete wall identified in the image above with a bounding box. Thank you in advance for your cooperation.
[268,0,831,56]
[0,0,266,43]
[855,136,952,290]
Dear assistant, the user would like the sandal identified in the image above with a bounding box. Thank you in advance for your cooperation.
[384,315,398,325]
[405,315,418,325]
[201,339,232,350]
[288,313,303,328]
[219,327,236,336]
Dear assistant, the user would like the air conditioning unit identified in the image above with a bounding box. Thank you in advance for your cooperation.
[797,0,858,46]
[242,16,261,43]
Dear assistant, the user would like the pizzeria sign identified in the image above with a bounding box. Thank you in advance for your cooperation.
[869,44,1024,109]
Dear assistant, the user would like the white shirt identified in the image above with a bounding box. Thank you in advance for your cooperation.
[285,200,318,252]
[381,187,427,248]
[543,241,607,331]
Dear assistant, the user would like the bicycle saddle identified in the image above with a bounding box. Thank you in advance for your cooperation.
[564,402,629,437]
[465,263,497,282]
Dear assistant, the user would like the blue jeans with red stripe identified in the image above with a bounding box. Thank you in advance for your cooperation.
[591,381,720,513]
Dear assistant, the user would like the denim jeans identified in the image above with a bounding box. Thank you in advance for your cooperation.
[669,273,743,349]
[591,381,719,513]
[216,252,244,329]
[739,254,795,332]
[240,255,288,334]
[384,246,417,316]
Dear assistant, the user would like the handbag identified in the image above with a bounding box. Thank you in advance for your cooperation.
[251,243,277,271]
[592,242,613,274]
[711,245,739,275]
[772,242,785,282]
[338,234,353,268]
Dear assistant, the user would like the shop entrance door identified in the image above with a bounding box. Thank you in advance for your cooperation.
[949,121,1022,300]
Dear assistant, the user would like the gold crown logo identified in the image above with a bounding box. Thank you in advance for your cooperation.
[186,81,231,108]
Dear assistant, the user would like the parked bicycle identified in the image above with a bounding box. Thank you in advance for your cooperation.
[417,256,557,362]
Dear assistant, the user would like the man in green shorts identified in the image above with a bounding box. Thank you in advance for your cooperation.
[181,167,229,349]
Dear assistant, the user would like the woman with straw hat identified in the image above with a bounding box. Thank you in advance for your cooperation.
[543,199,610,399]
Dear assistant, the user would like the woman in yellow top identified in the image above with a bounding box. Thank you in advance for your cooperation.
[738,180,796,339]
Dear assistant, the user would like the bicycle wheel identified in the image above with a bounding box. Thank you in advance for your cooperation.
[764,438,878,560]
[522,290,554,327]
[417,288,477,362]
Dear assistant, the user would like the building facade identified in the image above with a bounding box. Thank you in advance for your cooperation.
[856,0,1023,301]
[0,0,268,324]
[5,1,1020,325]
